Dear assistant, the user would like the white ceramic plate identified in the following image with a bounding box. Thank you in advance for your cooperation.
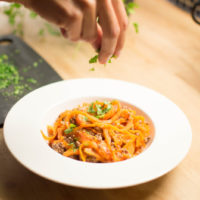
[3,78,192,189]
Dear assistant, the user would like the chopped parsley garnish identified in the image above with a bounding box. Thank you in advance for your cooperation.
[88,101,112,118]
[89,55,98,64]
[30,11,38,19]
[64,123,76,134]
[38,29,45,36]
[69,142,78,152]
[83,116,88,121]
[88,103,96,114]
[27,78,37,84]
[133,23,139,33]
[89,67,95,71]
[70,123,76,128]
[33,62,38,67]
[64,128,73,134]
[45,23,61,36]
[124,1,139,15]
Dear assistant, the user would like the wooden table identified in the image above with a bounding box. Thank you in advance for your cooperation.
[0,0,200,199]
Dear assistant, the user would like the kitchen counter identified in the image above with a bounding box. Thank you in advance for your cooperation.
[0,0,200,199]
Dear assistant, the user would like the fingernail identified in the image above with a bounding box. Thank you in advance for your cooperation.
[104,57,111,64]
[114,51,121,58]
[98,56,106,64]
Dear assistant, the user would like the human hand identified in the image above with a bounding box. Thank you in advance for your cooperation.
[23,0,128,64]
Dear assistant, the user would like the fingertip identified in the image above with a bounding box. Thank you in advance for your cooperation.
[98,53,110,64]
[113,51,121,58]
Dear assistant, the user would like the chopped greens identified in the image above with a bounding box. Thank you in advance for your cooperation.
[33,62,38,67]
[0,53,41,98]
[89,67,95,71]
[88,103,96,114]
[70,123,76,128]
[88,101,112,118]
[45,23,61,36]
[89,55,98,64]
[64,128,73,134]
[133,22,139,33]
[64,123,77,134]
[29,11,38,19]
[27,78,37,84]
[3,3,23,36]
[124,1,139,15]
[38,28,45,36]
[3,3,62,37]
[83,116,88,121]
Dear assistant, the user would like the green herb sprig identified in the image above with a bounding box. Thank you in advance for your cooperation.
[0,53,38,97]
[64,123,77,134]
[87,101,112,119]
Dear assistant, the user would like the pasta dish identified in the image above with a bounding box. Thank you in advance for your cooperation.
[41,100,153,163]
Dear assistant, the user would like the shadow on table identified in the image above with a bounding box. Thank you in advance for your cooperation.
[0,130,170,200]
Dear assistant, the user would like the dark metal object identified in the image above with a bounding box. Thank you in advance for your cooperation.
[168,0,200,25]
[192,2,200,24]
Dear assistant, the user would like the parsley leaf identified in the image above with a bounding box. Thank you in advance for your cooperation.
[83,116,88,121]
[64,123,76,134]
[133,23,139,33]
[70,123,76,128]
[96,104,103,115]
[88,103,96,113]
[124,2,139,15]
[45,23,61,36]
[64,128,73,134]
[88,101,112,118]
[89,67,95,71]
[30,11,38,19]
[89,55,98,64]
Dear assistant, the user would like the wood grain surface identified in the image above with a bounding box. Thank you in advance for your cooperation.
[0,0,200,199]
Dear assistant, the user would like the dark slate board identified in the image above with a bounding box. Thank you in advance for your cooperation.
[0,34,62,127]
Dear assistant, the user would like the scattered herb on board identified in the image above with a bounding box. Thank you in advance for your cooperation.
[27,78,37,84]
[33,62,38,67]
[0,54,38,98]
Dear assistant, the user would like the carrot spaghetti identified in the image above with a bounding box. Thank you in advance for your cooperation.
[41,100,152,163]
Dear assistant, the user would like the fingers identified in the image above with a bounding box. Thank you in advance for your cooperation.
[111,0,128,57]
[61,0,98,43]
[97,0,120,64]
[92,24,102,50]
[81,0,97,43]
[65,2,83,41]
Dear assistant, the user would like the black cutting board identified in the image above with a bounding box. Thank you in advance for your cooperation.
[0,34,62,127]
